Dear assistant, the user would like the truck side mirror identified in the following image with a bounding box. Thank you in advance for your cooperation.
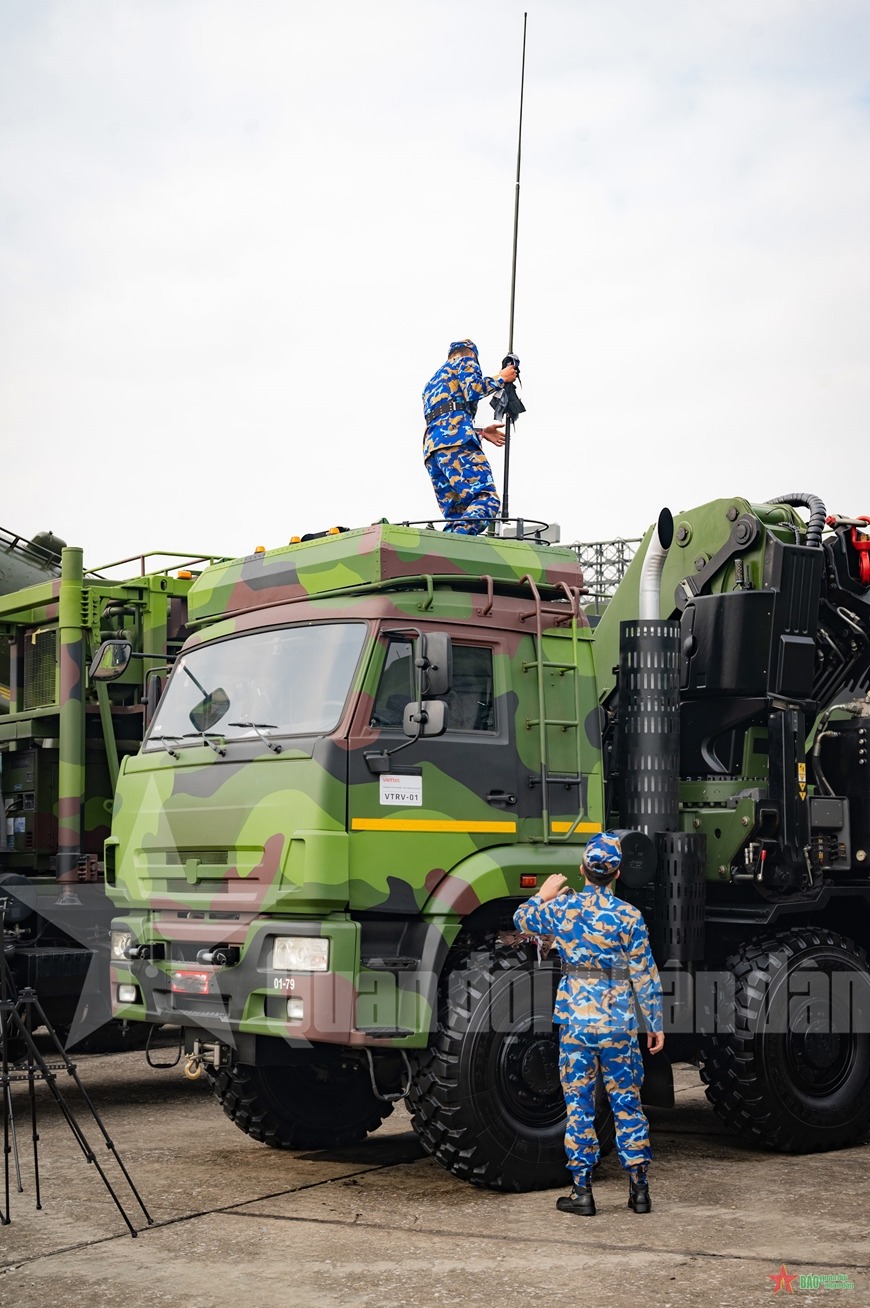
[189,687,231,733]
[89,639,132,682]
[403,700,448,738]
[420,633,453,698]
[144,671,164,728]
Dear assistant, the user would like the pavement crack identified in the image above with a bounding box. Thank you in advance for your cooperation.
[0,1161,408,1272]
[217,1210,870,1270]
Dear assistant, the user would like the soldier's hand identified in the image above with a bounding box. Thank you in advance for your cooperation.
[499,363,518,383]
[538,874,569,901]
[646,1031,665,1055]
[480,423,506,446]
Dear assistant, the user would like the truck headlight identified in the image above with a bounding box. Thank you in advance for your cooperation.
[111,929,134,961]
[272,937,329,972]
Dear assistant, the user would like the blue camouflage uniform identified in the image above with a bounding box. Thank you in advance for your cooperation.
[513,832,663,1188]
[422,340,504,534]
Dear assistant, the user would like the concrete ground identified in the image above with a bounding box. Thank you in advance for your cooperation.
[0,1048,867,1308]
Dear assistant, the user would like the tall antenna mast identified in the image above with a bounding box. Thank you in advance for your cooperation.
[502,11,527,521]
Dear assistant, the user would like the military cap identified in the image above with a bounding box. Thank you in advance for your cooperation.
[448,339,479,358]
[582,831,622,875]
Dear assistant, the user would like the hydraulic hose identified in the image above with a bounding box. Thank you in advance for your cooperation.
[769,493,827,548]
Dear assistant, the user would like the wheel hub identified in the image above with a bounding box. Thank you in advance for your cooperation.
[786,1006,854,1094]
[497,1029,563,1125]
[795,1027,841,1071]
[518,1037,560,1096]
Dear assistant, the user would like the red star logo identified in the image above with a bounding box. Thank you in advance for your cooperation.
[768,1265,798,1294]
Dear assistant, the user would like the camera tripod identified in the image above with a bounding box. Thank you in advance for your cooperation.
[1,900,152,1236]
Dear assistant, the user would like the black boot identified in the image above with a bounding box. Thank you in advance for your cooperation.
[628,1169,651,1214]
[556,1184,596,1217]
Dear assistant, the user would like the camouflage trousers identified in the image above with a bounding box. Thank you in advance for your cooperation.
[559,1026,651,1184]
[425,443,500,535]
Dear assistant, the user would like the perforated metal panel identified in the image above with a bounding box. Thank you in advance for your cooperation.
[618,620,681,834]
[23,629,57,709]
[653,831,706,964]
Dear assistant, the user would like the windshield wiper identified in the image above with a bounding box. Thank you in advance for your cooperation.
[181,731,227,757]
[148,733,182,758]
[227,721,283,754]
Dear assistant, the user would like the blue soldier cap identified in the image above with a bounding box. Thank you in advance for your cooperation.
[582,832,622,878]
[448,339,478,359]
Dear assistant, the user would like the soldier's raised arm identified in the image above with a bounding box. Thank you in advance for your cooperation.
[513,873,569,934]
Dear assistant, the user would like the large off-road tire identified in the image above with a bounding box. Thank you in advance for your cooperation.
[700,928,870,1152]
[406,946,616,1191]
[208,1052,393,1150]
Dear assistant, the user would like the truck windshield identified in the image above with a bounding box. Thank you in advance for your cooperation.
[146,622,367,748]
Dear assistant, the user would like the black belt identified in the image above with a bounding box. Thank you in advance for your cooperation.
[424,400,471,425]
[561,962,630,979]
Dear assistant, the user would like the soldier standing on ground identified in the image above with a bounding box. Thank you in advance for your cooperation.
[421,340,517,534]
[513,831,664,1216]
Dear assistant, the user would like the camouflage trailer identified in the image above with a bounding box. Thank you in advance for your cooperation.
[105,496,870,1189]
[0,532,219,1043]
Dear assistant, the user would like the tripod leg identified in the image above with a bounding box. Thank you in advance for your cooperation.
[1,1001,14,1222]
[2,1079,10,1224]
[33,996,152,1227]
[24,1004,41,1211]
[6,1078,23,1194]
[13,992,148,1235]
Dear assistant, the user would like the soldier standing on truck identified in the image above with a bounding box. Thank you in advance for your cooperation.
[421,340,517,534]
[513,831,664,1216]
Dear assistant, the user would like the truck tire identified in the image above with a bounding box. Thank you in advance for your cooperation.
[208,1054,393,1150]
[406,947,616,1191]
[700,928,870,1152]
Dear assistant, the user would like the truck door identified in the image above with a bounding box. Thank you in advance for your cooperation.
[346,631,524,909]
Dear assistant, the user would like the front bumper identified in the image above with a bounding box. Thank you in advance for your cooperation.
[110,912,432,1049]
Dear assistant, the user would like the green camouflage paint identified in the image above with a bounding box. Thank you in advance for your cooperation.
[0,547,219,1039]
[102,498,870,1183]
[592,496,809,705]
[57,547,85,882]
[109,526,606,1049]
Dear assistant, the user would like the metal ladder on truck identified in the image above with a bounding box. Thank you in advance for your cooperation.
[519,574,590,845]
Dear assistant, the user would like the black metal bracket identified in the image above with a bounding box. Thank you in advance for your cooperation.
[675,515,760,609]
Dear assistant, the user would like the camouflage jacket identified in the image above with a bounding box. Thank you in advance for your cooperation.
[422,355,504,459]
[513,886,663,1035]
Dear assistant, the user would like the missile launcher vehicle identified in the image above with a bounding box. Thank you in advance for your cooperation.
[102,495,870,1187]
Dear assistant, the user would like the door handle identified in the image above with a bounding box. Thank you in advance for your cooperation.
[487,790,517,807]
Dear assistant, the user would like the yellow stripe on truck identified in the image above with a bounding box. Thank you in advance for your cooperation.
[351,818,517,833]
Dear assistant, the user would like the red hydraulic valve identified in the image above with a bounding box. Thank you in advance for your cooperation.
[851,516,870,586]
[827,514,870,586]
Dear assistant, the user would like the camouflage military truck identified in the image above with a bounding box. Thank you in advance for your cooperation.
[104,495,870,1189]
[0,531,219,1044]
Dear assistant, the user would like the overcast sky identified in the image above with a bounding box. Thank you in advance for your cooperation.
[1,0,868,569]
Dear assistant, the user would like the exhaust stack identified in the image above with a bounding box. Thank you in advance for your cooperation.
[618,509,706,965]
[638,508,674,621]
